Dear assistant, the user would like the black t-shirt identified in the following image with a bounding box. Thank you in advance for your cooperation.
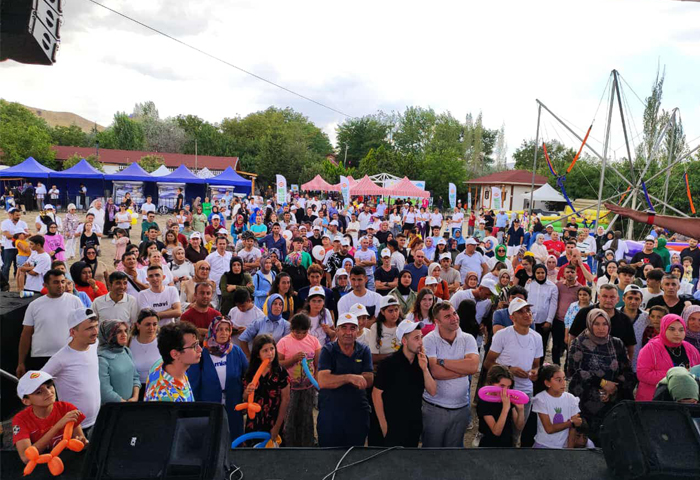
[680,247,700,279]
[477,400,515,447]
[666,345,690,368]
[569,305,636,346]
[375,230,391,245]
[646,295,697,316]
[506,227,525,247]
[373,266,399,296]
[374,348,425,426]
[630,251,663,277]
[515,269,532,287]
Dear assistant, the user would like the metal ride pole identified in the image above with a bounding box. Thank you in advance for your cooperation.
[596,79,617,229]
[644,143,700,184]
[612,70,637,185]
[662,115,676,215]
[529,104,542,218]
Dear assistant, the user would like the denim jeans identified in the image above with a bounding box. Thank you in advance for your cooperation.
[1,248,18,282]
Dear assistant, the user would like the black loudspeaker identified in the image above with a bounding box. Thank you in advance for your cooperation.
[599,400,700,479]
[0,0,63,65]
[81,402,231,480]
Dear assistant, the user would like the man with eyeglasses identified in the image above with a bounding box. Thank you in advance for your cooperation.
[145,322,201,402]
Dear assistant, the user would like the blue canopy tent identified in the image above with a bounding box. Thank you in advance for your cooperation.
[49,159,105,206]
[0,157,55,179]
[208,167,252,196]
[107,163,155,207]
[157,165,205,211]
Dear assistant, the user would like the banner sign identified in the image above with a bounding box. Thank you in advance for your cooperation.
[448,183,457,209]
[340,176,351,205]
[276,174,287,204]
[467,191,472,211]
[491,186,502,211]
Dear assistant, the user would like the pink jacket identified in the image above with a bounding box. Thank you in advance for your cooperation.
[635,314,700,401]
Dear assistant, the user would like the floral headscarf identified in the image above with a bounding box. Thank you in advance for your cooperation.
[98,320,128,353]
[206,316,235,357]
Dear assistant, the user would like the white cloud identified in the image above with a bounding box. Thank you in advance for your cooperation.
[2,0,698,163]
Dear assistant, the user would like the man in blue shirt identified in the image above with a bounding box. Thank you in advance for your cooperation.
[491,286,535,334]
[317,313,374,447]
[259,222,287,258]
[405,250,428,291]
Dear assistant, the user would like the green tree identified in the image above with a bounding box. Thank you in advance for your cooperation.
[133,101,186,153]
[62,153,104,172]
[138,154,165,172]
[0,100,56,167]
[112,113,145,150]
[335,115,392,167]
[51,124,89,147]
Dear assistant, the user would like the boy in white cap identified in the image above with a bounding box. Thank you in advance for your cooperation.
[349,304,371,346]
[42,308,101,433]
[372,320,437,447]
[12,371,88,464]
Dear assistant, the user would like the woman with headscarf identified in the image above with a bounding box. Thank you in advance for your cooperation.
[188,316,249,441]
[44,222,66,261]
[526,264,559,351]
[488,244,514,276]
[389,270,417,315]
[63,203,81,259]
[230,214,247,245]
[681,305,700,351]
[82,245,112,286]
[104,197,119,236]
[70,260,108,301]
[169,246,194,293]
[417,262,450,300]
[654,237,671,270]
[567,308,635,443]
[545,255,559,283]
[448,238,460,263]
[180,260,218,310]
[253,254,276,309]
[97,320,140,403]
[529,234,548,264]
[265,272,297,320]
[452,229,466,252]
[220,256,255,315]
[636,313,700,401]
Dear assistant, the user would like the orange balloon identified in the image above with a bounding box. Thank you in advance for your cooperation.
[48,456,64,476]
[23,461,37,476]
[24,446,39,461]
[36,454,52,464]
[50,439,67,457]
[63,422,74,441]
[234,403,248,411]
[67,439,84,452]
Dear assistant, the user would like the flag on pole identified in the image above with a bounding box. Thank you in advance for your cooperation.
[276,174,287,204]
[467,191,472,211]
[448,183,457,209]
[340,176,351,205]
[491,187,502,210]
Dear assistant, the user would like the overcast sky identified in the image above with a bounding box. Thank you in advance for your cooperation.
[2,0,699,161]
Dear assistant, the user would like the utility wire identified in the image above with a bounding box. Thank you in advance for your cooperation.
[85,0,354,118]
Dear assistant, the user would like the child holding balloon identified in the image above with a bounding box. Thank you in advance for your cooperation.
[532,364,582,448]
[12,371,87,464]
[277,313,322,446]
[476,365,526,447]
[243,335,290,445]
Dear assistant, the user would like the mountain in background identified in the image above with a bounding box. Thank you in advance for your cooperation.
[21,104,105,132]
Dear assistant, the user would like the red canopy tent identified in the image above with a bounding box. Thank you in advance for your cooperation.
[385,177,430,198]
[301,174,339,192]
[350,175,389,196]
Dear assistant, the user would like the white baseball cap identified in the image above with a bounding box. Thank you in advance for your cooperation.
[480,277,499,296]
[217,228,227,235]
[425,276,438,286]
[439,253,451,261]
[68,307,97,330]
[312,225,321,231]
[624,284,644,296]
[330,220,339,226]
[350,303,369,317]
[321,233,331,240]
[644,235,655,242]
[308,285,326,298]
[465,237,478,246]
[508,297,533,315]
[381,248,391,258]
[190,232,201,239]
[44,204,55,210]
[437,238,447,246]
[337,312,358,327]
[17,371,54,399]
[334,268,349,279]
[340,238,351,247]
[380,295,400,309]
[395,320,424,342]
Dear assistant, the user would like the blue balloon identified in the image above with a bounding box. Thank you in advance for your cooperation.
[301,357,320,390]
[231,431,271,449]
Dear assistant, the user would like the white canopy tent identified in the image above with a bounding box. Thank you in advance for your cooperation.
[521,183,566,209]
[150,165,172,177]
[197,167,215,179]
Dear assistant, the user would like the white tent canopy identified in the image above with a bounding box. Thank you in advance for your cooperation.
[521,183,566,202]
[150,165,172,177]
[197,167,215,179]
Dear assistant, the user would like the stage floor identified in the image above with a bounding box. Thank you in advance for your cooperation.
[1,447,615,479]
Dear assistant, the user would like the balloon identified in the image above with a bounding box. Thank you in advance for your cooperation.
[312,245,326,261]
[36,454,52,464]
[48,456,64,476]
[62,422,74,441]
[67,439,84,452]
[478,386,529,405]
[264,435,282,448]
[23,461,37,476]
[230,431,271,449]
[235,359,269,419]
[301,357,319,390]
[282,230,292,241]
[50,440,67,457]
[24,446,39,462]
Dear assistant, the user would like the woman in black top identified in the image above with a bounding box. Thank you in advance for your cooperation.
[477,365,525,447]
[80,221,100,256]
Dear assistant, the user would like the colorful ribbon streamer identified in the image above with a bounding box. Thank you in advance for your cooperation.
[567,125,593,174]
[685,173,696,214]
[542,143,558,177]
[641,181,655,212]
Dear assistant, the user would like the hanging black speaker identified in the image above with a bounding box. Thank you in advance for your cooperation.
[81,402,230,480]
[599,400,700,479]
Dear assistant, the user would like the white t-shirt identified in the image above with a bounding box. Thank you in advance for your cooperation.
[490,326,543,393]
[358,212,373,230]
[454,251,487,282]
[237,248,261,274]
[87,207,105,233]
[210,353,228,394]
[137,265,174,286]
[228,305,264,342]
[205,250,233,295]
[24,251,51,292]
[137,286,180,326]
[430,213,443,227]
[308,308,334,344]
[116,211,132,229]
[42,343,101,428]
[451,211,464,228]
[1,219,28,249]
[129,337,161,384]
[141,202,156,220]
[356,328,370,346]
[337,290,382,318]
[23,293,84,357]
[641,288,663,311]
[532,391,580,448]
[366,323,399,354]
[354,248,376,277]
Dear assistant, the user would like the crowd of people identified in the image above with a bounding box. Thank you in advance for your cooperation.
[6,190,700,464]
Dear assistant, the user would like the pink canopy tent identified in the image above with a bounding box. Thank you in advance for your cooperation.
[350,175,389,196]
[385,177,430,198]
[301,174,339,192]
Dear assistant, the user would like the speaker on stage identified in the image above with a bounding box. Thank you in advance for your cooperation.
[599,400,700,479]
[81,402,230,480]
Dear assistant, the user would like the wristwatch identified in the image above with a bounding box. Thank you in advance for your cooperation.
[437,359,445,367]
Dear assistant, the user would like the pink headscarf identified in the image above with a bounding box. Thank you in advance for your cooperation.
[660,314,686,348]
